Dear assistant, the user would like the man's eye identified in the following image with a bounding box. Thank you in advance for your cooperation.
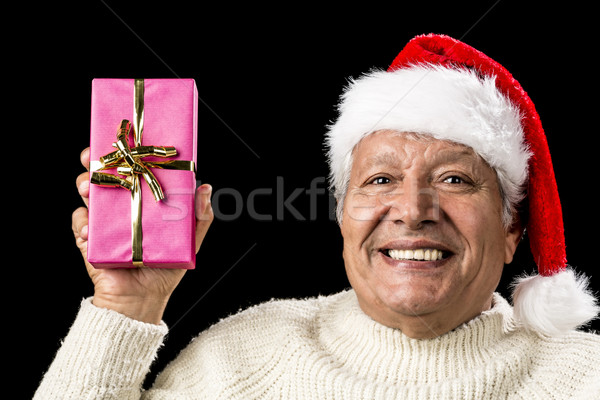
[443,176,464,184]
[371,177,391,185]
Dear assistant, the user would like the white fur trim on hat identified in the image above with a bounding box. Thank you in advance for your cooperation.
[512,268,599,336]
[326,64,531,199]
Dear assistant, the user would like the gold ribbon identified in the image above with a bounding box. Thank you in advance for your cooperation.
[90,79,195,267]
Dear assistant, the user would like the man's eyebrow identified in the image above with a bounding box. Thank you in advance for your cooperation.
[363,146,477,169]
[364,152,402,169]
[436,146,479,162]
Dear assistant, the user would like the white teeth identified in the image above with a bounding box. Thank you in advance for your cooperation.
[424,249,431,261]
[387,249,443,261]
[413,249,424,260]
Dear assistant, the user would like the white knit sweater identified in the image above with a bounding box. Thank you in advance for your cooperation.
[35,290,600,399]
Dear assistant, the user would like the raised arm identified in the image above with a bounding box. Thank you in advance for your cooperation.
[34,147,213,399]
[72,147,213,324]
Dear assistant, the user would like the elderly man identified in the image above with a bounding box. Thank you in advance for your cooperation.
[36,34,599,399]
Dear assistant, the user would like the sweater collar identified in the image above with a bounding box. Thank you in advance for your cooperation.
[317,289,518,385]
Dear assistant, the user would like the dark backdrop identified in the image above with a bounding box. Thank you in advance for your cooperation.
[12,2,598,397]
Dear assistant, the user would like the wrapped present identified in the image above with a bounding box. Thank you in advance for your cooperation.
[88,78,198,269]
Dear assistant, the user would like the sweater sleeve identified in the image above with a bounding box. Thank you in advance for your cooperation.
[34,297,168,400]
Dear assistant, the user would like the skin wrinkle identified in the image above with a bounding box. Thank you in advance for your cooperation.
[340,130,522,339]
[336,131,517,230]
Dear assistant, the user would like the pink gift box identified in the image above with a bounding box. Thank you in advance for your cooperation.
[88,78,198,269]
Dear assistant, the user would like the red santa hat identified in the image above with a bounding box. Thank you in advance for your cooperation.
[326,33,598,336]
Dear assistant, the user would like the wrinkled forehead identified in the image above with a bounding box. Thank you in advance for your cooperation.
[352,130,486,170]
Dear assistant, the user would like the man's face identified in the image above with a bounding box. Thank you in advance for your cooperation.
[340,130,521,337]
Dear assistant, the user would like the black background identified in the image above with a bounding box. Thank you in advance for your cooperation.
[12,1,599,397]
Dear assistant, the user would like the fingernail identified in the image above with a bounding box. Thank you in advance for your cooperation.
[204,185,212,209]
[196,184,212,217]
[81,225,88,240]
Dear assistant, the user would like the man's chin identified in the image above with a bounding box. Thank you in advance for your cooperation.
[378,284,450,317]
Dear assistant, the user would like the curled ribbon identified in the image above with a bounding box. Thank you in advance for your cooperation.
[90,119,185,201]
[89,79,195,267]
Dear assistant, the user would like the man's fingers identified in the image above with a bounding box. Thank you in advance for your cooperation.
[81,147,90,171]
[78,148,91,206]
[72,206,89,241]
[76,171,90,206]
[195,184,213,253]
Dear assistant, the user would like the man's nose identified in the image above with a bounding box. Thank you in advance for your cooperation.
[380,180,439,229]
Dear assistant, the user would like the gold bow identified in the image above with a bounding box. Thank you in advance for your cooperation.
[90,119,194,201]
[89,79,195,267]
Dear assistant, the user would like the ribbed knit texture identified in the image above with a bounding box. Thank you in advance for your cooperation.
[35,291,600,399]
[35,298,168,399]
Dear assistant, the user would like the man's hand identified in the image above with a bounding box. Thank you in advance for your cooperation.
[72,147,213,324]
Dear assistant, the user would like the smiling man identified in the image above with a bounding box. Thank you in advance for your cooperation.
[36,34,600,399]
[340,130,520,338]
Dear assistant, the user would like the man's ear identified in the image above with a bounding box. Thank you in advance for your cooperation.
[504,216,524,264]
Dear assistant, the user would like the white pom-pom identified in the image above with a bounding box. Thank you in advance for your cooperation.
[512,268,599,336]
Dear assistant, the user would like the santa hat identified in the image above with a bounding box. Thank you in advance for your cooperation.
[326,33,598,336]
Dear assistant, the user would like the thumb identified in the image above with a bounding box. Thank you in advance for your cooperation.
[195,184,213,253]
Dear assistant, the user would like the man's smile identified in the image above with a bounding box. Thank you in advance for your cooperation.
[378,239,452,259]
[381,248,446,261]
